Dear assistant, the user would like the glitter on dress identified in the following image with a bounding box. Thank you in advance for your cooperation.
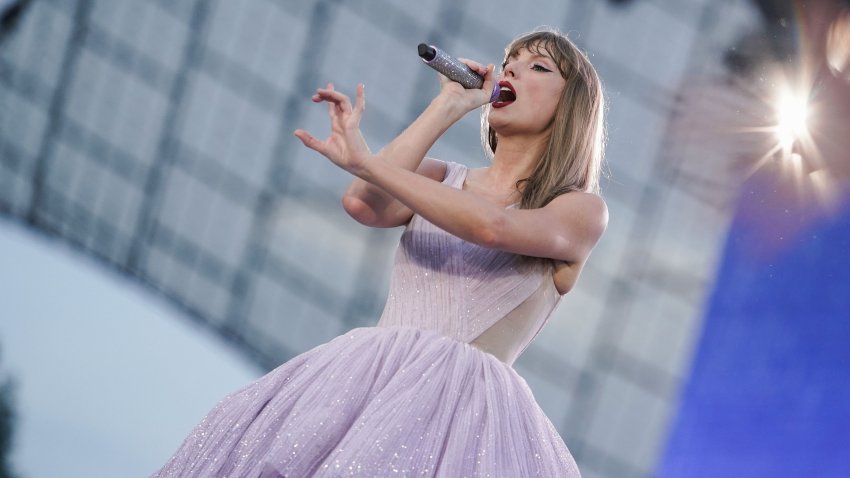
[151,161,581,477]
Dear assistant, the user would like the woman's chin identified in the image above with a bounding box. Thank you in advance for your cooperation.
[488,121,534,138]
[487,115,511,133]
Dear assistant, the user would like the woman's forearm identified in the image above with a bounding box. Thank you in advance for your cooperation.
[343,98,465,200]
[345,98,496,237]
[356,152,504,247]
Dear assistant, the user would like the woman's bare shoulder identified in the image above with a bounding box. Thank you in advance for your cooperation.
[550,190,607,220]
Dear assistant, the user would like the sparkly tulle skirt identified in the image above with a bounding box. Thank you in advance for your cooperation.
[151,326,580,477]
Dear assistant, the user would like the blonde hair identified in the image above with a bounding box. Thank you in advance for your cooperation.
[481,27,606,208]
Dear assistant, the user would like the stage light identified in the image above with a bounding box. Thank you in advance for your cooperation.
[774,87,809,154]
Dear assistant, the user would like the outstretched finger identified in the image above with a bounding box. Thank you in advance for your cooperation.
[293,129,328,156]
[314,88,353,115]
[312,82,335,101]
[311,83,340,123]
[353,83,366,116]
[325,83,335,117]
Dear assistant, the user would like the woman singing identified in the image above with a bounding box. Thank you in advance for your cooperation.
[154,27,607,477]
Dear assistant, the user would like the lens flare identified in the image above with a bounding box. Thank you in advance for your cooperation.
[774,88,809,154]
[668,2,849,218]
[729,74,817,179]
[827,9,850,81]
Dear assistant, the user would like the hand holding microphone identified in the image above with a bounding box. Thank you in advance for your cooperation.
[418,43,500,104]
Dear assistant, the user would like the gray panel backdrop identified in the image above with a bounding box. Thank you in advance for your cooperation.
[0,0,762,476]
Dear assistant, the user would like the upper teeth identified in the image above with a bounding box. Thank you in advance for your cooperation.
[501,85,513,92]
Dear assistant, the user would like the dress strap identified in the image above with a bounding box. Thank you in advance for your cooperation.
[442,161,467,188]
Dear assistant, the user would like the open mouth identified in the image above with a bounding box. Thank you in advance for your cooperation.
[493,81,516,107]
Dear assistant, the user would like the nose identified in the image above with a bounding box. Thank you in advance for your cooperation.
[501,61,517,79]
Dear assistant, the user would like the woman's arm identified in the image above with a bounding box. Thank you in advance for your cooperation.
[296,82,465,228]
[341,158,446,228]
[294,66,606,264]
[340,59,498,227]
[338,76,485,228]
[339,86,465,228]
[358,157,608,264]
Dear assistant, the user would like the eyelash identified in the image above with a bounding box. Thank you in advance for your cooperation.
[500,61,552,72]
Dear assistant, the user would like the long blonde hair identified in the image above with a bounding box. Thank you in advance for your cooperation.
[481,28,606,208]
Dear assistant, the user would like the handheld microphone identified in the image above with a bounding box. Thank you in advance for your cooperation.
[417,43,500,103]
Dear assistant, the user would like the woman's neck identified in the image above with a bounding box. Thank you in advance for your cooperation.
[487,134,548,189]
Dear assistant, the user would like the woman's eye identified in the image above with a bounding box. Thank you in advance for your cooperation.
[532,64,551,72]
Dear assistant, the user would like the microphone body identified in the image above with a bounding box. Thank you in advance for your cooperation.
[418,43,500,103]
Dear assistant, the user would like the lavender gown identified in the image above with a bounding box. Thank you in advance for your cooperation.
[153,161,581,477]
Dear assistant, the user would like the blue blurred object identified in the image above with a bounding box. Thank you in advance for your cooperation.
[657,174,850,477]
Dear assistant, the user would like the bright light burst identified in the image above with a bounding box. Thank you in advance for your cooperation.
[774,87,810,153]
[685,4,849,212]
[721,69,839,207]
[732,74,818,178]
[734,74,841,209]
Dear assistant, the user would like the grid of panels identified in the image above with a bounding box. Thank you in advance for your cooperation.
[0,0,762,476]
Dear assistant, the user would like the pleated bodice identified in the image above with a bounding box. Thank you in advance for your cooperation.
[377,161,562,365]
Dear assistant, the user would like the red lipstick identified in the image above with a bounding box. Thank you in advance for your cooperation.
[492,80,516,108]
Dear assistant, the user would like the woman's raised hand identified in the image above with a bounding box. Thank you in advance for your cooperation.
[435,59,496,115]
[294,83,372,176]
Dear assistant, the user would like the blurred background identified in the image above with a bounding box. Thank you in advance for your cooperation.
[1,0,848,476]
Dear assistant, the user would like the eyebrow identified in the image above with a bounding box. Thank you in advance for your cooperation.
[528,53,554,63]
[505,51,554,65]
